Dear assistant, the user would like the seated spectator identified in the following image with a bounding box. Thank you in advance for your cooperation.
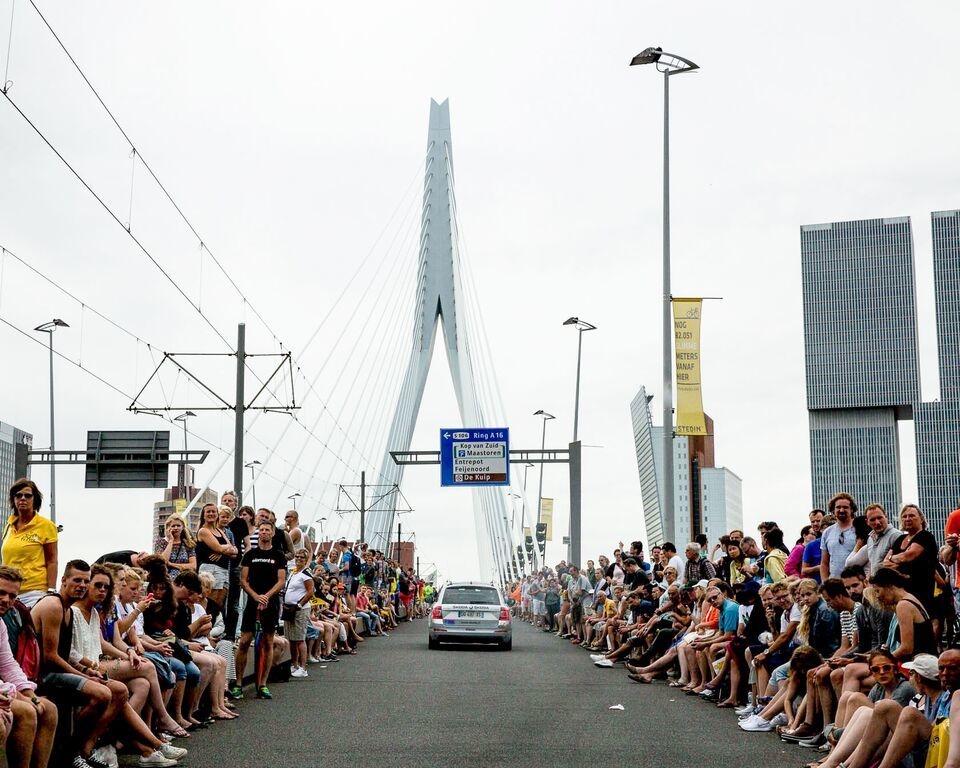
[0,564,57,768]
[818,648,959,768]
[139,559,202,731]
[32,559,144,767]
[69,564,183,766]
[871,566,937,660]
[174,571,235,721]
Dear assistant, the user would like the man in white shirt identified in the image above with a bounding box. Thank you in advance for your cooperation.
[661,543,685,578]
[845,503,901,577]
[820,493,858,581]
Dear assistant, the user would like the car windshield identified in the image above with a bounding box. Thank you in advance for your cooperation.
[443,586,500,605]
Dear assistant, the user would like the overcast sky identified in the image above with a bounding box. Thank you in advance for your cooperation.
[1,2,957,581]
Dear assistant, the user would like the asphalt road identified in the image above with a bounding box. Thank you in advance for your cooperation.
[180,620,805,768]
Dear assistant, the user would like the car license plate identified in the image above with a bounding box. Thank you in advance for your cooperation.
[460,611,482,618]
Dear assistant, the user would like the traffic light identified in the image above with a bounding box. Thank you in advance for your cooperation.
[524,535,534,562]
[535,523,547,556]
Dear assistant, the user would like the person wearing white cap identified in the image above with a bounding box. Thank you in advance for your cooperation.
[815,649,956,768]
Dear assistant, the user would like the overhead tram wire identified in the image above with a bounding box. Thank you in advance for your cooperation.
[5,9,417,479]
[10,5,467,535]
[0,90,381,483]
[24,0,284,349]
[0,244,365,500]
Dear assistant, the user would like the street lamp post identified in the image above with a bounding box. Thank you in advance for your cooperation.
[288,492,301,511]
[562,317,597,443]
[245,460,261,509]
[33,318,69,524]
[630,46,699,545]
[173,411,196,502]
[318,516,327,544]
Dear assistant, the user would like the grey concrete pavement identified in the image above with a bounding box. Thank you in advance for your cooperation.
[180,619,801,768]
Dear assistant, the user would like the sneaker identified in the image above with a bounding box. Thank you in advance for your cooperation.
[308,656,321,664]
[739,716,774,732]
[72,756,94,768]
[160,734,174,743]
[227,686,244,700]
[594,658,614,668]
[91,746,119,768]
[85,751,114,768]
[736,702,756,716]
[291,667,309,678]
[770,713,789,728]
[137,751,177,767]
[159,744,188,760]
[798,734,827,748]
[589,654,607,662]
[256,686,273,699]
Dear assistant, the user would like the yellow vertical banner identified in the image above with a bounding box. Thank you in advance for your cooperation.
[540,498,554,540]
[673,298,706,435]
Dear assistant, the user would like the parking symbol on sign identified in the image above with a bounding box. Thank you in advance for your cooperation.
[457,449,465,457]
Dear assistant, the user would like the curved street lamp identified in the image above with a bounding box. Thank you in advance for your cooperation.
[33,318,69,524]
[630,46,700,545]
[562,317,597,442]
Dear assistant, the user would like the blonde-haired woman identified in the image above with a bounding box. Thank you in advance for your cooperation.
[155,515,196,580]
[195,502,237,609]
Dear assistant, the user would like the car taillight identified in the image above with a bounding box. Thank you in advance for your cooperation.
[499,607,510,621]
[431,604,443,619]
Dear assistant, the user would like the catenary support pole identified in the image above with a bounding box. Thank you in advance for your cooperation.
[234,323,246,504]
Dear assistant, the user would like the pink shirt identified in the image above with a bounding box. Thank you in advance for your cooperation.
[0,618,35,692]
[784,543,805,577]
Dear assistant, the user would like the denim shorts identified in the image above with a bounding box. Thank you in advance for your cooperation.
[199,563,230,589]
[39,671,88,699]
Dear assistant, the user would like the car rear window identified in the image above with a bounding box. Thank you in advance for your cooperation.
[443,586,500,605]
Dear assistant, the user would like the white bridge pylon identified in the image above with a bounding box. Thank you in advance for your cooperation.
[365,99,514,581]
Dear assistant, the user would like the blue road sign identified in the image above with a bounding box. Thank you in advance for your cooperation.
[440,428,510,487]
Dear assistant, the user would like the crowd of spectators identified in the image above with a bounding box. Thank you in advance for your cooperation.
[507,493,960,768]
[0,478,428,768]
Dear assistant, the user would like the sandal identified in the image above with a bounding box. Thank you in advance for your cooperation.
[668,680,687,687]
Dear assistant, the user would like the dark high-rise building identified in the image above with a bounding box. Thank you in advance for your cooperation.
[916,210,960,533]
[801,216,920,514]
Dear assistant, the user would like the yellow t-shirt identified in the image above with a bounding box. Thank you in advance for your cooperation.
[2,514,58,593]
[602,598,617,618]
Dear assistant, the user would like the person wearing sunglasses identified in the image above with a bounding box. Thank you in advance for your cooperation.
[2,479,57,608]
[816,650,958,768]
[819,492,858,583]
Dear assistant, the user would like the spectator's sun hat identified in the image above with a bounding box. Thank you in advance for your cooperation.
[902,654,940,681]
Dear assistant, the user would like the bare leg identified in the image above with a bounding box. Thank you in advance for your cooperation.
[77,680,125,757]
[841,699,902,768]
[7,698,38,768]
[258,632,276,688]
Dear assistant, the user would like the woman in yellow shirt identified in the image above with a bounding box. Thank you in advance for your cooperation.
[2,479,58,606]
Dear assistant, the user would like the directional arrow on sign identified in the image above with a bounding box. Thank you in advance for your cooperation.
[443,432,451,439]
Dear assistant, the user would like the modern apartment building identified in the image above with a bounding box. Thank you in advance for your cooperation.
[801,216,920,514]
